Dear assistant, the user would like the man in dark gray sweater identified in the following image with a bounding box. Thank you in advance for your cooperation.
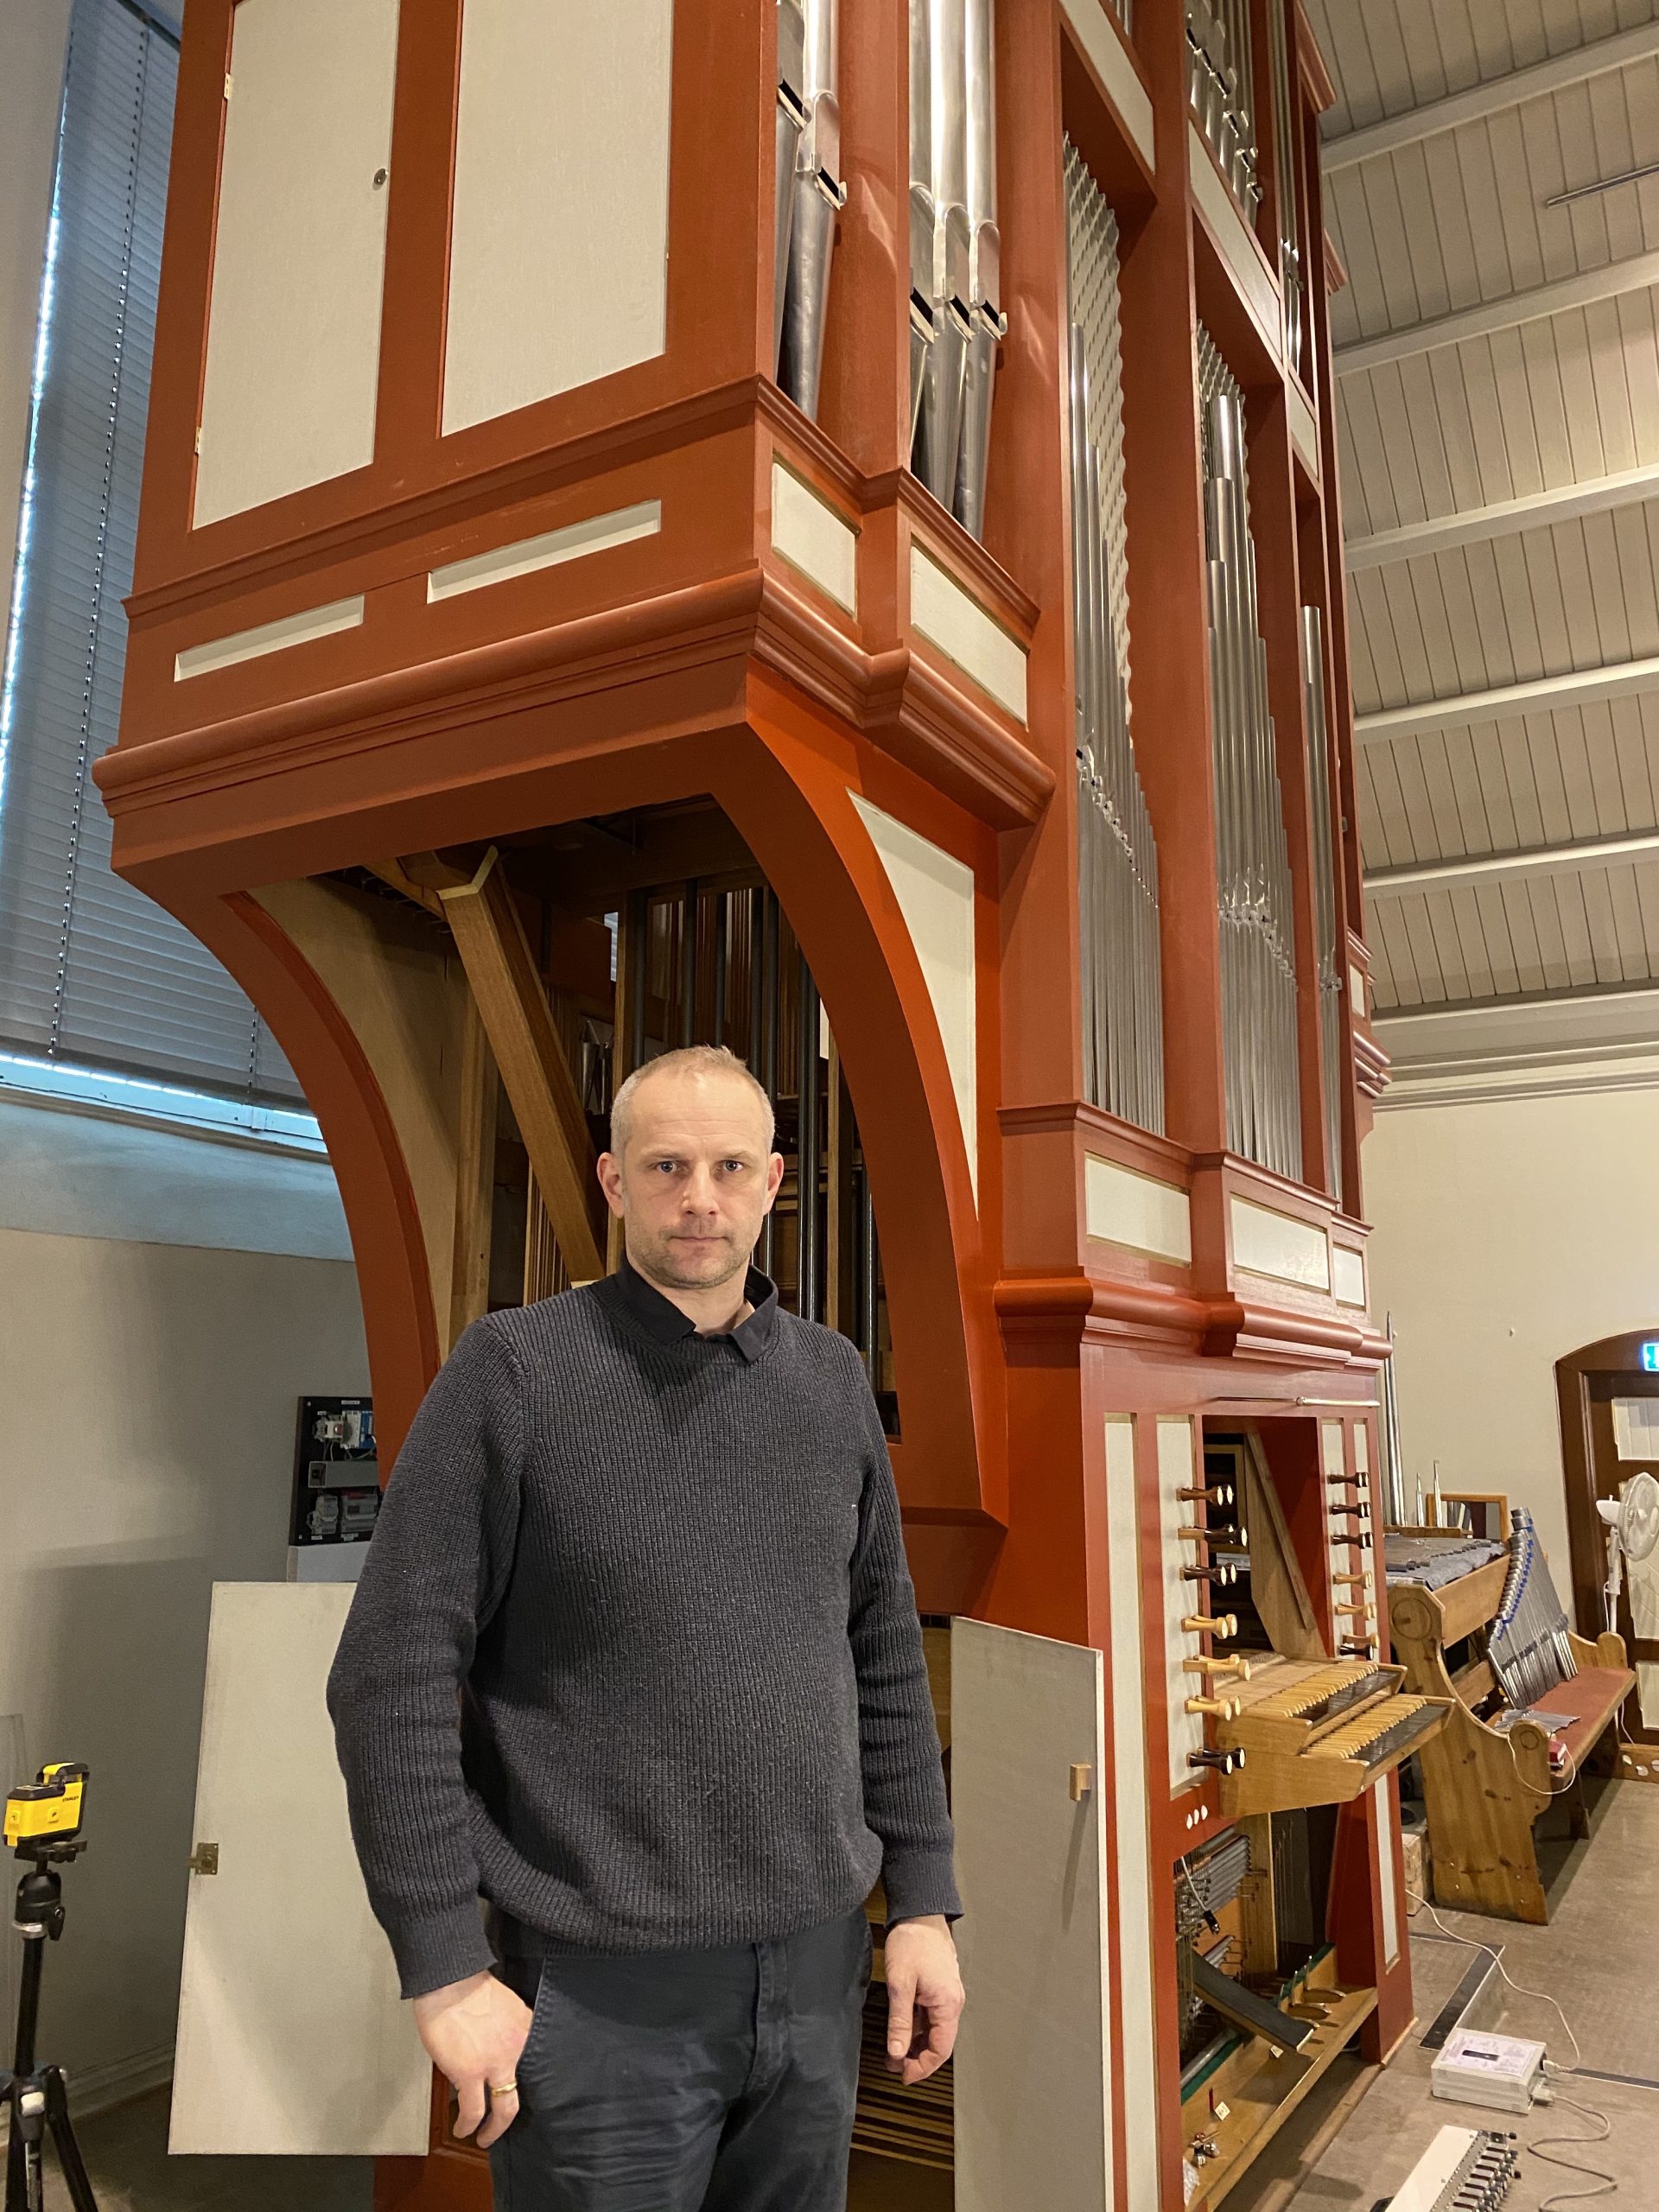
[327,1044,963,2209]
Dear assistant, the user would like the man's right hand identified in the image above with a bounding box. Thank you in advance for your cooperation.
[413,1970,534,2148]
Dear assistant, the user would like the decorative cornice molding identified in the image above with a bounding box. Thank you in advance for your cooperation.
[101,563,1054,839]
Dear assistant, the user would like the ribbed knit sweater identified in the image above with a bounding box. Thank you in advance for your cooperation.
[326,1269,961,2001]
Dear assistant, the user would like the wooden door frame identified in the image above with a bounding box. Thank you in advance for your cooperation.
[1555,1329,1659,1703]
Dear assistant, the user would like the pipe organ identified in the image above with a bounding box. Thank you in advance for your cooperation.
[106,2,1396,2206]
[1199,329,1303,1185]
[1065,141,1164,1135]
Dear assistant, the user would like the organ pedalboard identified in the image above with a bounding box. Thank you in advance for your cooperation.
[1375,2125,1518,2210]
[1214,1655,1452,1816]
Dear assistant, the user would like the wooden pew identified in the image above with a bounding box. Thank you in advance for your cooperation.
[1388,1562,1633,1923]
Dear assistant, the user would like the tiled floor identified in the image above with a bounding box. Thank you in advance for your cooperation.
[44,1781,1659,2209]
[1227,1775,1659,2210]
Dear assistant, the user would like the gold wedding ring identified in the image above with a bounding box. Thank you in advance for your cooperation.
[489,2080,518,2097]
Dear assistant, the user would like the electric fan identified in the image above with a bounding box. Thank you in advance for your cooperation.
[1596,1471,1659,1635]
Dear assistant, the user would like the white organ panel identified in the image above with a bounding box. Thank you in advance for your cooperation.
[1104,1417,1161,2212]
[443,0,675,435]
[951,1618,1111,2212]
[194,0,400,527]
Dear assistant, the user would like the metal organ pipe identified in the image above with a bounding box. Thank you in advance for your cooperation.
[774,2,808,371]
[776,0,845,418]
[1186,0,1261,219]
[1065,144,1165,1135]
[911,0,1004,539]
[1198,328,1302,1182]
[1300,607,1343,1198]
[1265,0,1303,377]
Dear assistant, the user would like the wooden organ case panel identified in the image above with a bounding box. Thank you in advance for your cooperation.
[104,0,1395,2206]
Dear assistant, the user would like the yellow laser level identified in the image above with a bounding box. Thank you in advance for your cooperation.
[3,1763,88,1853]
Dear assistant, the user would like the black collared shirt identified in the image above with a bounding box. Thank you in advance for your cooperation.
[615,1249,779,1363]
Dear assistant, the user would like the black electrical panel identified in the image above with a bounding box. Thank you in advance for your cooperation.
[291,1395,380,1551]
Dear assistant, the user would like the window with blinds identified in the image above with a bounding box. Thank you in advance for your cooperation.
[0,0,302,1105]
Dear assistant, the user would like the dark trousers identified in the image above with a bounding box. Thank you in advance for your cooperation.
[488,1904,874,2212]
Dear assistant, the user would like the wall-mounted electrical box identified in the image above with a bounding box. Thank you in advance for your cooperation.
[287,1396,379,1585]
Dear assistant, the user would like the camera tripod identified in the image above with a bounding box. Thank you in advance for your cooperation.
[3,1837,98,2212]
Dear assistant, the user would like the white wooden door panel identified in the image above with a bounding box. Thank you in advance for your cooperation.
[170,1583,428,2155]
[951,1616,1111,2212]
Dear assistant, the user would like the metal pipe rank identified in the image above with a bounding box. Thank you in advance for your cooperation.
[775,0,846,419]
[1265,0,1303,374]
[909,0,1005,540]
[1065,143,1165,1136]
[1186,0,1261,220]
[1198,327,1302,1182]
[1301,605,1342,1197]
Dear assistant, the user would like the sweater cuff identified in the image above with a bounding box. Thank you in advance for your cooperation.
[390,1902,498,2002]
[880,1843,963,1926]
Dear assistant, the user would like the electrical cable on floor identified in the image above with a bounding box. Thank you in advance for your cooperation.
[1404,1888,1618,2208]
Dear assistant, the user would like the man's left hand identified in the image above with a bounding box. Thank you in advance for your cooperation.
[881,1914,964,2085]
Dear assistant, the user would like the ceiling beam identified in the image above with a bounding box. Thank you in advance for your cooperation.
[1344,461,1659,571]
[1334,245,1659,378]
[1366,829,1659,898]
[1356,652,1659,747]
[1372,975,1659,1026]
[1323,22,1659,173]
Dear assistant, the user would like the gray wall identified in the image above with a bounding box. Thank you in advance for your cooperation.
[0,1106,369,2108]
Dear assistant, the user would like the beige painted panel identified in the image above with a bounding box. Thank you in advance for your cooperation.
[1058,0,1153,169]
[194,0,399,526]
[175,594,365,682]
[1375,1778,1401,1967]
[256,879,467,1325]
[951,1618,1109,2212]
[1159,1416,1205,1789]
[850,795,978,1200]
[771,461,857,613]
[1084,1154,1191,1262]
[170,1584,429,2152]
[908,549,1029,722]
[443,0,674,434]
[1104,1417,1160,2212]
[1287,376,1319,477]
[428,499,662,603]
[1230,1194,1332,1290]
[1332,1243,1367,1308]
[1188,123,1277,343]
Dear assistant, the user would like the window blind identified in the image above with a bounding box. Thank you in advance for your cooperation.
[0,0,301,1104]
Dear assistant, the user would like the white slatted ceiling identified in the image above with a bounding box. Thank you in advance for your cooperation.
[1312,0,1659,1014]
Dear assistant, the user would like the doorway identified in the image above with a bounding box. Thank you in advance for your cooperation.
[1556,1329,1659,1747]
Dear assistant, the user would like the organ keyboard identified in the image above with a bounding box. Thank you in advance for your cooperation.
[1215,1656,1451,1815]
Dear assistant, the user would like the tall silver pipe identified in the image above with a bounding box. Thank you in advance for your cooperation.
[952,0,1003,538]
[912,0,1002,537]
[1065,142,1165,1135]
[1266,0,1302,374]
[907,0,937,449]
[1301,605,1342,1198]
[778,0,846,418]
[1186,0,1261,221]
[774,1,808,370]
[1199,327,1301,1180]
